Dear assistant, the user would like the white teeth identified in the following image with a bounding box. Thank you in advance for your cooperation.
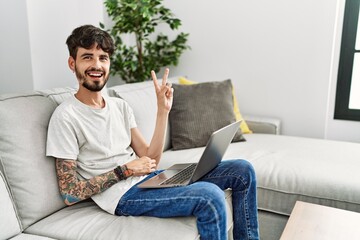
[88,73,102,77]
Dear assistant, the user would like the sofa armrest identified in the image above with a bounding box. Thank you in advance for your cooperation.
[243,115,281,135]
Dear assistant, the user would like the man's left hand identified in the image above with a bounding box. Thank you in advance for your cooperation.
[151,68,173,112]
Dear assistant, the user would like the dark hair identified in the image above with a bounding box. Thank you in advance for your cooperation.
[66,25,115,59]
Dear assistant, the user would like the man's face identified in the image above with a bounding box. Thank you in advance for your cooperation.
[69,45,110,92]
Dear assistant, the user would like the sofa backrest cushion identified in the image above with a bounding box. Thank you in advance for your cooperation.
[38,87,76,105]
[108,78,179,151]
[0,166,21,239]
[0,93,66,229]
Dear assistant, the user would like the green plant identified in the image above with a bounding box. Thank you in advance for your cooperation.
[101,0,190,83]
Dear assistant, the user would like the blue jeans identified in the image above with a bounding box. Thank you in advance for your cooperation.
[115,159,259,240]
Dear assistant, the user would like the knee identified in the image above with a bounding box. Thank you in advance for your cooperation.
[243,160,257,188]
[228,159,257,188]
[241,160,256,181]
[228,158,255,172]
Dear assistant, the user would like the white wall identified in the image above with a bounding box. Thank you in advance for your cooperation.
[0,0,33,93]
[159,0,360,142]
[26,0,105,90]
[1,0,359,142]
[0,0,105,94]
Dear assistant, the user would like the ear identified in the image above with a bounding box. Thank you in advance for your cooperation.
[68,56,75,72]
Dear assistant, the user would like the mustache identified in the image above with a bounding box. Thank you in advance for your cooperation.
[85,68,104,74]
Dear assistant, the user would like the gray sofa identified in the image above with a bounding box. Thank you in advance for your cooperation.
[1,78,360,240]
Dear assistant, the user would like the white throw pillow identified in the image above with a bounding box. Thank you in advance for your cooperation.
[107,77,179,151]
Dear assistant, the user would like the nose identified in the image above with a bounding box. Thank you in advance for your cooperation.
[92,58,102,69]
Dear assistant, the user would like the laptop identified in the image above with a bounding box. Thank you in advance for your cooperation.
[137,120,241,188]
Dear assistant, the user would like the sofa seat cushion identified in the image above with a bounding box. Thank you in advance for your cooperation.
[231,134,360,215]
[25,194,233,240]
[161,134,360,216]
[160,147,207,169]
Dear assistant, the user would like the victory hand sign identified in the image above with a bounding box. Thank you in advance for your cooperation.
[151,68,174,113]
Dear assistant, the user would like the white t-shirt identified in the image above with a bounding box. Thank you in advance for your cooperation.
[46,95,146,214]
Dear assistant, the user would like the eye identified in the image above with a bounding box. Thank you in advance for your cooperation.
[100,56,109,62]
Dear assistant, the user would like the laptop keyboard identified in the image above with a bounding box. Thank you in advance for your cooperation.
[160,163,197,185]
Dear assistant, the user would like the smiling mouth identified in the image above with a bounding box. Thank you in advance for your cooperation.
[86,71,104,78]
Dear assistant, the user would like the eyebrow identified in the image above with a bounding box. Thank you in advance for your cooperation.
[79,53,109,58]
[80,53,93,58]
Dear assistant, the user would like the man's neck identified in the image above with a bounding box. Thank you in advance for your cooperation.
[75,88,105,109]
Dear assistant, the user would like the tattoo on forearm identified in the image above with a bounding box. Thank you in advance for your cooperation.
[56,159,118,205]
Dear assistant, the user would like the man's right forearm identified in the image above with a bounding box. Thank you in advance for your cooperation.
[56,159,131,205]
[147,110,169,164]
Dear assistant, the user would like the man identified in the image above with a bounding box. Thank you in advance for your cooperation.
[47,25,259,240]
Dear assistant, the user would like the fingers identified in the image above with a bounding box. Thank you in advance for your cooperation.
[146,158,157,171]
[151,68,170,91]
[141,159,156,174]
[151,70,159,91]
[165,84,174,98]
[128,157,157,176]
[162,68,169,86]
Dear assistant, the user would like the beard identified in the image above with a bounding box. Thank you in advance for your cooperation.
[75,66,109,92]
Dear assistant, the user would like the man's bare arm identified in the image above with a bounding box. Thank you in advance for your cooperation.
[130,69,173,165]
[55,158,131,206]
